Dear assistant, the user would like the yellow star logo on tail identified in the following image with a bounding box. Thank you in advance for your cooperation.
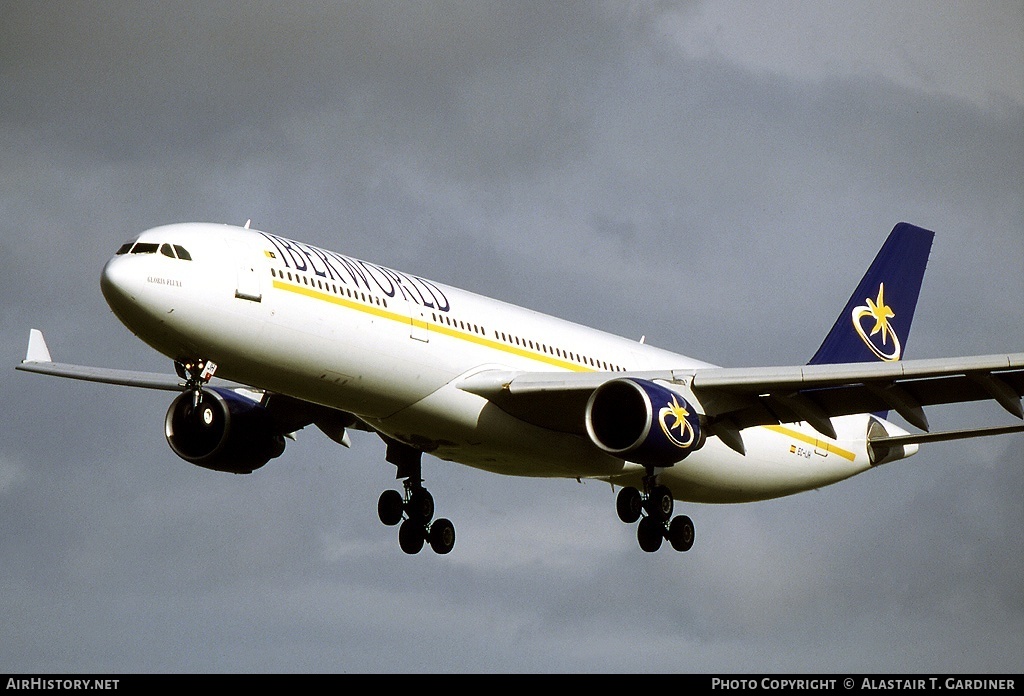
[865,283,896,345]
[851,282,902,362]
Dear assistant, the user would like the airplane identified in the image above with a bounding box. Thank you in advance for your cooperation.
[17,221,1024,555]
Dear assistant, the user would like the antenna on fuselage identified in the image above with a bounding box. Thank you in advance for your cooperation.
[244,219,251,229]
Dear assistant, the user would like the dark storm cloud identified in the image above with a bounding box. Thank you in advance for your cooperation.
[1,2,613,167]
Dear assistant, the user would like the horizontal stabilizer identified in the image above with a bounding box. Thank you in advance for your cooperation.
[868,423,1024,460]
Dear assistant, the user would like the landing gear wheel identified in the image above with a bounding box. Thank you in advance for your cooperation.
[428,518,456,554]
[398,519,425,554]
[637,516,664,552]
[616,487,642,523]
[199,403,216,427]
[408,488,434,523]
[377,489,404,526]
[185,396,217,430]
[380,440,454,556]
[647,485,674,522]
[668,515,695,552]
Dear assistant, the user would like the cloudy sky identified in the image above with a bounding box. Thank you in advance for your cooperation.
[2,1,1022,674]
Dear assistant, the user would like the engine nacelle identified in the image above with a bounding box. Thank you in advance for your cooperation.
[585,378,705,467]
[164,387,285,474]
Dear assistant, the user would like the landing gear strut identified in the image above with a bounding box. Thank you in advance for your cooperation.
[173,358,219,425]
[376,438,455,555]
[616,472,694,553]
[176,359,218,406]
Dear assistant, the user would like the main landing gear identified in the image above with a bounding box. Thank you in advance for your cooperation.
[377,482,455,554]
[376,438,455,555]
[615,473,694,553]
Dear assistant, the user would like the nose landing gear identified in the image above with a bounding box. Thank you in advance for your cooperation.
[175,358,218,407]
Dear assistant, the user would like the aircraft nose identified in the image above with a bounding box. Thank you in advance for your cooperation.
[100,254,139,319]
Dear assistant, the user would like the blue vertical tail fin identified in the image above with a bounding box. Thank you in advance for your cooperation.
[809,223,934,366]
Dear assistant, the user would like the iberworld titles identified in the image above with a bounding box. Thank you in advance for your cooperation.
[261,232,451,312]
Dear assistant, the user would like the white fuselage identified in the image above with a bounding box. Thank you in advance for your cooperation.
[101,223,901,503]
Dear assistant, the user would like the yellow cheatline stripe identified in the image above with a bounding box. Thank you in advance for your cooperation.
[271,279,592,372]
[765,424,857,462]
[274,279,862,460]
[273,279,398,321]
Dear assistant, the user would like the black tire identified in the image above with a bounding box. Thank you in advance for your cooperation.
[616,487,643,523]
[428,518,456,554]
[377,489,404,526]
[408,488,434,523]
[185,395,219,432]
[647,485,674,522]
[198,403,217,428]
[398,519,424,554]
[637,516,663,552]
[668,515,695,552]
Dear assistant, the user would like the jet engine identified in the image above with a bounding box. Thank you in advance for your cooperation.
[164,387,286,474]
[585,378,705,467]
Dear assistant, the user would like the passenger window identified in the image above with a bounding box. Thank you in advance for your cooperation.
[173,245,192,261]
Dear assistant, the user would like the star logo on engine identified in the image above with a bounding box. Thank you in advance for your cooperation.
[658,394,697,449]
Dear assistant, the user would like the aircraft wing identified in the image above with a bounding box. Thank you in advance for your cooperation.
[16,329,186,391]
[15,329,369,443]
[457,353,1024,452]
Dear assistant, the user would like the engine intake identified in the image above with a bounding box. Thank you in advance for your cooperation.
[165,387,285,474]
[585,378,705,467]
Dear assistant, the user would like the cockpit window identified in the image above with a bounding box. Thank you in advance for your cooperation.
[116,240,191,259]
